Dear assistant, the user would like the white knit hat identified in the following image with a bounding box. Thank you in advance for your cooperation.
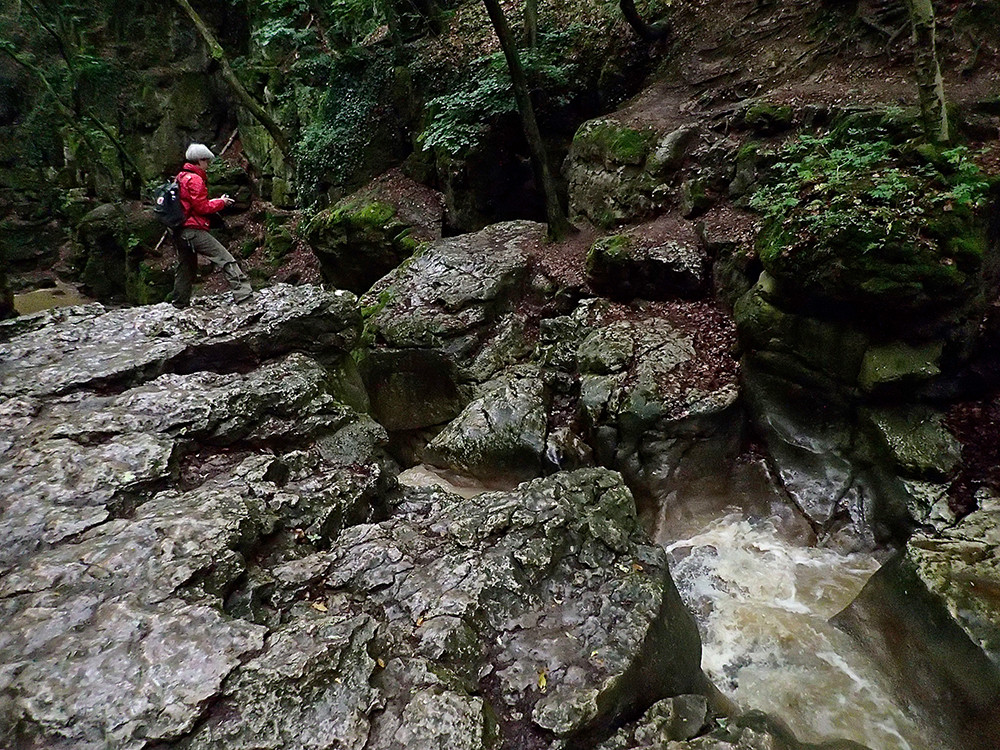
[185,143,215,162]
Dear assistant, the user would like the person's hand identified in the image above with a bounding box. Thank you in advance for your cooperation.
[221,194,235,206]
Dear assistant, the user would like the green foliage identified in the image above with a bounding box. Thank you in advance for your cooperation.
[251,0,385,56]
[749,126,992,310]
[750,130,990,249]
[418,34,576,156]
[294,48,397,198]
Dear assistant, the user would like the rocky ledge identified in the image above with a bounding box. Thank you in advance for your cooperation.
[0,285,737,750]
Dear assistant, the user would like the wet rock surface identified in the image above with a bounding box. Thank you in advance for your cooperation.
[0,285,711,749]
[360,220,545,430]
[0,284,361,399]
[833,488,1000,750]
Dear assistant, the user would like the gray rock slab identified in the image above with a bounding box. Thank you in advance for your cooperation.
[0,593,265,750]
[0,284,359,398]
[0,432,177,571]
[181,613,380,750]
[43,352,355,445]
[282,468,706,743]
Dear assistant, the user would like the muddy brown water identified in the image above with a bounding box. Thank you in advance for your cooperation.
[13,282,92,314]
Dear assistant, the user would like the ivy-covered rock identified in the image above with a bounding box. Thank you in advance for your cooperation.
[0,248,14,320]
[73,201,171,305]
[749,129,993,334]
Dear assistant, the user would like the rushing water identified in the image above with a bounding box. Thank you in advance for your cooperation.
[398,462,939,749]
[651,460,935,750]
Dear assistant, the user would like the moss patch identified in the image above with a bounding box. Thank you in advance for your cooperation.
[573,121,657,167]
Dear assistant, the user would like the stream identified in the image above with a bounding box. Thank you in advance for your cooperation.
[13,280,92,314]
[400,462,941,749]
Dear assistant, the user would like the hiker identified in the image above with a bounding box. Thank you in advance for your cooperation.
[169,143,252,308]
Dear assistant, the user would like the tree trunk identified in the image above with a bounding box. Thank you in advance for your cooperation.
[481,0,573,240]
[904,0,949,143]
[620,0,669,42]
[172,0,295,164]
[524,0,538,48]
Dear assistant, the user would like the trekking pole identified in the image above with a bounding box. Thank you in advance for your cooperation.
[153,230,169,254]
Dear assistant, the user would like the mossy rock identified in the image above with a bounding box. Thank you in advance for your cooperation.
[743,100,793,134]
[859,405,961,480]
[587,233,708,300]
[0,247,14,320]
[572,119,658,167]
[752,134,991,329]
[125,260,173,305]
[76,202,166,304]
[305,199,419,294]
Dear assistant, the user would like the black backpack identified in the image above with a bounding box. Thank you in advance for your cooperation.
[152,179,185,227]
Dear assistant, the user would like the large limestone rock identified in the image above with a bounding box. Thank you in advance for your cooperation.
[734,273,967,548]
[0,286,710,749]
[423,368,550,483]
[586,230,709,301]
[264,468,709,747]
[566,120,706,228]
[359,221,544,430]
[565,299,742,501]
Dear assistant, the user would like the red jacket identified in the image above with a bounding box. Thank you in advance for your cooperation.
[177,162,226,230]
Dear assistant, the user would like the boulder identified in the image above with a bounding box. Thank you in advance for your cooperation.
[566,119,705,228]
[305,169,445,294]
[73,201,171,305]
[360,221,543,430]
[424,369,549,484]
[572,301,743,502]
[586,232,708,300]
[265,468,709,747]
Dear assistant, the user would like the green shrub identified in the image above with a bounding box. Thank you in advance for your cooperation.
[418,35,575,156]
[749,126,992,311]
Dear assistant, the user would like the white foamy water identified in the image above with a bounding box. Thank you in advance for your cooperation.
[663,512,930,749]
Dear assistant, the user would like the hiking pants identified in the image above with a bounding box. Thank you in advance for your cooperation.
[171,228,252,305]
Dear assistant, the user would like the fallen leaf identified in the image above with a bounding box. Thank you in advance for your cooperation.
[311,601,328,612]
